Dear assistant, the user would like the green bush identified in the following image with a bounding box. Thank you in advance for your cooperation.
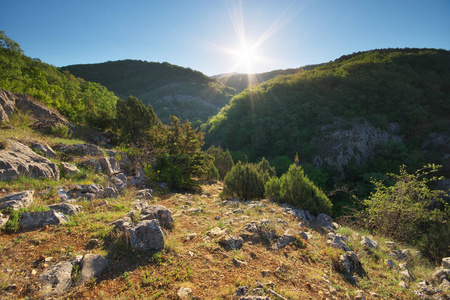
[51,122,70,138]
[265,164,332,216]
[2,208,23,233]
[222,161,269,200]
[205,145,234,179]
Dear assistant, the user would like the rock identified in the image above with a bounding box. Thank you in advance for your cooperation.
[439,278,450,292]
[111,173,127,191]
[136,189,153,200]
[235,286,248,296]
[282,206,315,224]
[219,235,244,250]
[386,259,395,269]
[127,220,165,251]
[326,232,352,252]
[354,290,366,300]
[0,89,16,123]
[98,157,121,176]
[140,205,174,229]
[177,287,193,298]
[207,227,231,238]
[55,143,103,157]
[272,232,295,249]
[78,254,108,284]
[385,241,396,250]
[338,251,363,275]
[400,269,414,282]
[47,203,82,216]
[86,238,99,249]
[233,257,247,267]
[133,199,150,211]
[57,184,104,202]
[30,141,57,158]
[316,213,334,230]
[39,261,73,296]
[389,249,411,261]
[79,159,103,173]
[415,280,442,298]
[432,268,450,285]
[0,141,59,181]
[300,231,313,240]
[443,257,450,269]
[360,236,378,249]
[239,297,270,300]
[59,162,80,177]
[20,210,69,229]
[0,190,34,210]
[102,186,120,198]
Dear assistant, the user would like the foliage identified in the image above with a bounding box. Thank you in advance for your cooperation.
[0,32,118,129]
[205,145,234,179]
[359,164,449,262]
[222,159,275,201]
[265,164,332,216]
[2,208,23,233]
[50,122,70,138]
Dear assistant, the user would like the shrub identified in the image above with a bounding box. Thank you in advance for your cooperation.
[265,164,332,216]
[51,122,70,138]
[205,145,234,179]
[2,208,22,233]
[222,161,270,200]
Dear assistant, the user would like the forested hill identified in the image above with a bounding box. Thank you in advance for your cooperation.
[62,60,236,125]
[204,48,450,201]
[212,66,312,93]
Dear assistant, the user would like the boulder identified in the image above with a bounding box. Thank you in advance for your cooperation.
[326,232,352,252]
[57,183,104,202]
[415,280,443,298]
[98,157,121,175]
[316,213,334,230]
[79,159,103,173]
[78,254,108,284]
[55,143,103,157]
[338,251,363,275]
[432,268,450,285]
[389,249,411,261]
[177,287,193,298]
[30,141,57,158]
[400,268,415,282]
[443,257,450,269]
[60,162,80,177]
[272,232,295,249]
[47,203,82,216]
[102,186,120,198]
[0,89,16,123]
[0,141,59,181]
[219,235,244,250]
[20,210,68,229]
[360,236,378,249]
[39,261,73,296]
[140,205,174,229]
[0,190,34,210]
[127,220,165,251]
[136,189,153,200]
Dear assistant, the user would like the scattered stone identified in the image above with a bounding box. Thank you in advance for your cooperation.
[0,190,34,210]
[386,259,395,269]
[78,254,108,284]
[86,238,99,249]
[354,290,366,300]
[268,288,288,300]
[400,269,414,282]
[47,203,82,216]
[127,220,165,251]
[261,270,271,277]
[432,268,450,285]
[207,227,231,238]
[235,286,248,297]
[186,207,203,214]
[389,249,410,261]
[56,143,103,157]
[233,257,247,267]
[136,189,153,200]
[102,186,120,198]
[98,157,121,175]
[140,205,174,229]
[338,251,363,275]
[385,241,396,250]
[57,184,104,202]
[282,206,315,224]
[272,232,295,249]
[300,231,313,240]
[219,235,244,250]
[326,232,352,252]
[39,261,73,296]
[20,210,68,229]
[186,233,197,241]
[0,141,59,181]
[177,287,193,298]
[360,236,378,249]
[415,280,442,298]
[443,257,450,269]
[239,296,270,300]
[59,162,80,177]
[30,141,57,158]
[316,213,334,230]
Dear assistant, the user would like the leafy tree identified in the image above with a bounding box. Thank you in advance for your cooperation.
[265,164,332,216]
[205,145,234,179]
[359,164,449,261]
[0,31,23,53]
[116,95,157,146]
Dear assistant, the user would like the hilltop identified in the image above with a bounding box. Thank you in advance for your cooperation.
[62,60,236,126]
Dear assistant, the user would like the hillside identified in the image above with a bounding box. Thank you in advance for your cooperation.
[0,32,118,130]
[204,48,450,210]
[1,121,447,299]
[62,60,236,125]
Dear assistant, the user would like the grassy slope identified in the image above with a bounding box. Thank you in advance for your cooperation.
[0,125,438,299]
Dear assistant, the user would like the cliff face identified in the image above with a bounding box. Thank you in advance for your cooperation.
[313,118,402,171]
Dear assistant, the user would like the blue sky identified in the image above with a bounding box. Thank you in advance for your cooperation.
[2,0,449,76]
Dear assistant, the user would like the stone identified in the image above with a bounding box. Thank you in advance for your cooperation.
[432,268,450,285]
[439,278,450,292]
[239,297,270,300]
[39,261,73,296]
[140,205,174,229]
[30,141,57,158]
[233,257,247,267]
[316,213,333,229]
[354,290,366,300]
[389,249,410,261]
[443,257,450,269]
[208,227,231,238]
[0,89,16,123]
[79,159,103,173]
[127,220,165,251]
[136,189,153,200]
[47,203,82,216]
[385,241,396,250]
[300,231,313,240]
[338,251,363,275]
[102,186,120,198]
[78,254,108,284]
[415,280,442,298]
[59,162,80,177]
[177,287,192,298]
[20,210,69,229]
[219,235,244,250]
[133,199,150,211]
[326,232,352,252]
[0,141,59,181]
[57,183,104,202]
[400,269,414,282]
[98,157,121,175]
[386,259,395,269]
[56,143,103,157]
[272,232,295,249]
[360,236,378,249]
[0,190,34,210]
[235,286,248,296]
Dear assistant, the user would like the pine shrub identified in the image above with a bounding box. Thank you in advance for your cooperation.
[222,161,267,200]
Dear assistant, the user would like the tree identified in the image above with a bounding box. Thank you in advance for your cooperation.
[116,95,157,145]
[0,31,23,53]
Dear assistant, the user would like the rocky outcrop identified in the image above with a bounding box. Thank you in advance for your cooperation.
[313,118,402,171]
[57,184,104,202]
[60,162,81,177]
[30,141,56,158]
[55,143,103,157]
[338,251,363,275]
[47,203,82,216]
[39,260,74,296]
[360,236,379,249]
[127,220,165,251]
[20,210,69,229]
[139,205,174,229]
[0,90,16,123]
[0,190,34,210]
[0,141,59,181]
[78,254,108,284]
[326,232,352,252]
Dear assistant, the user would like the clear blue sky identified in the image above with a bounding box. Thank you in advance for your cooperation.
[2,0,449,76]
